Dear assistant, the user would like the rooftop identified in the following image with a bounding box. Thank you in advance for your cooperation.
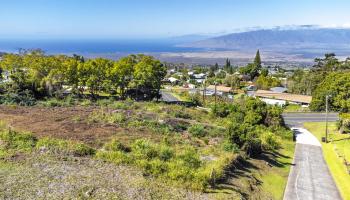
[255,90,312,104]
[207,85,232,93]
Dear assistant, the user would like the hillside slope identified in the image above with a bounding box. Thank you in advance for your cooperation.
[182,27,350,52]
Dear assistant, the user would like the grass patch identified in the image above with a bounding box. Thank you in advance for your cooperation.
[0,126,95,159]
[260,138,295,199]
[283,104,310,112]
[88,109,127,124]
[36,137,96,156]
[96,138,236,191]
[304,122,350,200]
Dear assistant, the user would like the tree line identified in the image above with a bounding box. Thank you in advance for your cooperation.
[288,53,350,112]
[0,50,167,101]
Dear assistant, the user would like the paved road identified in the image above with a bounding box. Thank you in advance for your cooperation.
[282,112,339,127]
[283,113,341,200]
[160,91,181,102]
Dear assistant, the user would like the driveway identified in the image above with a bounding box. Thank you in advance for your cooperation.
[283,113,341,200]
[160,91,181,102]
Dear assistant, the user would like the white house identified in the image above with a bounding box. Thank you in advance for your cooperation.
[254,90,312,106]
[168,77,180,85]
[193,73,206,79]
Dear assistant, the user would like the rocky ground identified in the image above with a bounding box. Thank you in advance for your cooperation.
[0,154,225,200]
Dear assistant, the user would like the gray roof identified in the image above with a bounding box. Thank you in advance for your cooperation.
[270,87,288,93]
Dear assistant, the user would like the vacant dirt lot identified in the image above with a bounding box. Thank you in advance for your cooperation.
[0,105,161,147]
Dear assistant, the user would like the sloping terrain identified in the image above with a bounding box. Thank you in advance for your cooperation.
[0,103,294,199]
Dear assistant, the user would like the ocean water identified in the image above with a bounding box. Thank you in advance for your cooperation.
[0,39,200,55]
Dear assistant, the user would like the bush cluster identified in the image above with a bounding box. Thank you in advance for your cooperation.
[96,139,234,190]
[188,124,206,137]
[212,97,285,157]
[0,90,36,106]
[0,129,95,158]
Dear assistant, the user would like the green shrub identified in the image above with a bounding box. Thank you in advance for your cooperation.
[143,121,171,135]
[158,145,174,161]
[96,138,215,191]
[177,147,201,169]
[211,103,231,118]
[108,112,127,124]
[36,137,69,153]
[39,96,76,107]
[2,90,36,106]
[36,137,95,156]
[167,159,196,181]
[64,95,75,105]
[88,110,127,124]
[261,132,281,150]
[243,132,262,157]
[188,124,206,137]
[40,98,64,107]
[131,139,158,160]
[73,143,96,156]
[96,98,115,107]
[140,159,168,176]
[103,139,129,152]
[222,140,239,153]
[95,151,130,164]
[111,101,129,110]
[79,99,92,106]
[169,106,192,119]
[0,129,36,152]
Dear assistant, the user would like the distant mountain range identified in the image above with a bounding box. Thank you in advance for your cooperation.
[180,26,350,53]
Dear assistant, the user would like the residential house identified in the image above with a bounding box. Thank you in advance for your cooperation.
[270,87,288,93]
[254,90,312,106]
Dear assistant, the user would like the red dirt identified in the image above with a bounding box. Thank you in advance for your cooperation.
[0,105,145,147]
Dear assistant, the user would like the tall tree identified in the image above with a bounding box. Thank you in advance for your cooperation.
[310,72,350,112]
[214,63,219,71]
[224,58,231,71]
[254,49,261,67]
[78,58,113,98]
[133,55,167,100]
[111,55,136,98]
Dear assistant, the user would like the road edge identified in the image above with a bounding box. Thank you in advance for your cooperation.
[304,126,344,200]
[282,141,297,200]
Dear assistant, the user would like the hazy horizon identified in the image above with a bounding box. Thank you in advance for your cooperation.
[1,0,350,39]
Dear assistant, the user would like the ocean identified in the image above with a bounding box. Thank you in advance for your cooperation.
[0,39,201,55]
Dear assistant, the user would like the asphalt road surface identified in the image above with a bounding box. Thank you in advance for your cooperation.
[282,112,339,127]
[160,91,181,102]
[283,113,341,200]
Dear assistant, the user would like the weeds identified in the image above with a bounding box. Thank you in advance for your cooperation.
[88,109,127,124]
[188,124,206,137]
[96,139,233,191]
[0,128,95,159]
[36,137,95,156]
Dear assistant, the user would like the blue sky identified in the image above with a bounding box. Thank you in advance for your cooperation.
[0,0,350,39]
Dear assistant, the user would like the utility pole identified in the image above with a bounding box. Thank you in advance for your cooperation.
[214,81,217,109]
[202,80,206,106]
[325,95,330,143]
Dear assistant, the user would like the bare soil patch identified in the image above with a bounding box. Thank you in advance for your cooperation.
[0,105,160,147]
